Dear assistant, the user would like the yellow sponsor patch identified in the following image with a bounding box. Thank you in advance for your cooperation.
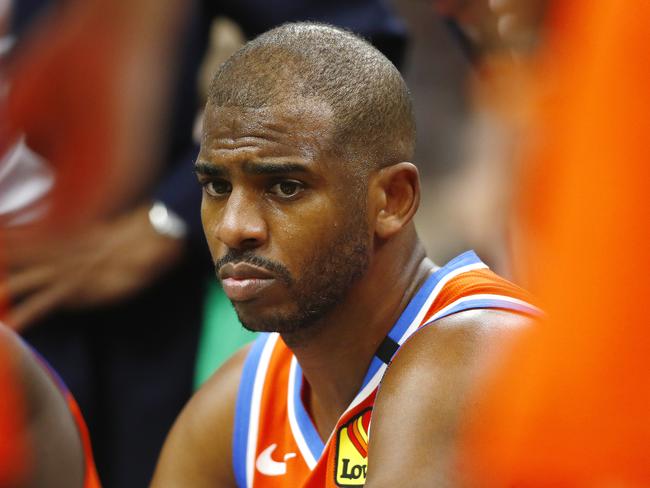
[334,408,372,487]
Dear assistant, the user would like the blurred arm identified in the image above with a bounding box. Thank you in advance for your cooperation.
[0,324,85,488]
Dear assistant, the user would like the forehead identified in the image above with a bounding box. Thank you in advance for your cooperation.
[201,100,336,162]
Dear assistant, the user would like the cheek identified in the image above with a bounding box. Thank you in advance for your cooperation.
[200,198,222,255]
[283,216,350,272]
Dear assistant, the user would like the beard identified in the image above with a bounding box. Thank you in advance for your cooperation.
[215,207,370,335]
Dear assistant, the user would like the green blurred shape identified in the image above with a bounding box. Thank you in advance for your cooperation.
[194,279,256,389]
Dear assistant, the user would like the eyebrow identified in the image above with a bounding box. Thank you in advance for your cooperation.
[194,162,227,178]
[193,160,309,177]
[242,161,309,175]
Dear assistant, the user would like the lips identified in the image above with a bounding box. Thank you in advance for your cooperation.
[219,262,276,302]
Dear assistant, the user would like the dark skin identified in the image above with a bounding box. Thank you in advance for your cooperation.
[151,100,529,487]
[365,309,529,488]
[0,324,85,488]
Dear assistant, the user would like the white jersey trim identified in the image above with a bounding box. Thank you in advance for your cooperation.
[246,333,279,488]
[344,261,489,416]
[398,262,489,345]
[427,293,543,322]
[287,356,319,469]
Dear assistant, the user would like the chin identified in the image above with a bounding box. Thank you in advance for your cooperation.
[235,305,322,335]
[235,303,293,333]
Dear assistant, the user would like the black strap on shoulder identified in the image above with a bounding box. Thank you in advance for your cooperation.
[375,336,400,365]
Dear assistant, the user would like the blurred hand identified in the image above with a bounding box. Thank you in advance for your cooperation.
[3,204,185,331]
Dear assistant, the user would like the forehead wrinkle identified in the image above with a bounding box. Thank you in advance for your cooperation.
[202,142,310,170]
[206,98,334,134]
[208,124,324,150]
[206,146,258,166]
[205,124,300,151]
[211,136,280,149]
[203,102,337,167]
[247,155,311,165]
[204,130,323,162]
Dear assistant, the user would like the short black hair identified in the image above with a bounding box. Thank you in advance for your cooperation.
[207,22,416,170]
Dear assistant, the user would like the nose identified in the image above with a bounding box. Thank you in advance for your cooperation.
[215,189,268,251]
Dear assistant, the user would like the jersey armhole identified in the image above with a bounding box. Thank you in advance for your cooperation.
[384,297,542,368]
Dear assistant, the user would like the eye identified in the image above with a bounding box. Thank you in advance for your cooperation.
[269,180,304,199]
[204,179,232,197]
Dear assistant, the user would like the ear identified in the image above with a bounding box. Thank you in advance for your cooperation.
[370,162,420,239]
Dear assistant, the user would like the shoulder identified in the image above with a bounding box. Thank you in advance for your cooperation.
[151,343,251,488]
[394,308,532,370]
[0,324,86,487]
[365,309,533,488]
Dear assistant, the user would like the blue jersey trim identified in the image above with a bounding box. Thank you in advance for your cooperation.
[291,361,326,460]
[233,333,271,488]
[388,250,483,343]
[359,250,484,388]
[390,298,541,367]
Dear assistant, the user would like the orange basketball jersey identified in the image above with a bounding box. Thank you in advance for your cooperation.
[233,251,539,488]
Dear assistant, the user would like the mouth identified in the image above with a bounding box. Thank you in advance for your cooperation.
[219,262,277,302]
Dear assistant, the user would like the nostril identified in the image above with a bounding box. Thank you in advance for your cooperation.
[240,237,261,250]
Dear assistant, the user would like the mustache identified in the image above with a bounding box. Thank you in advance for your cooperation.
[214,250,293,285]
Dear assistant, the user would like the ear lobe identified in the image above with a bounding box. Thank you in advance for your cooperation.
[373,162,420,239]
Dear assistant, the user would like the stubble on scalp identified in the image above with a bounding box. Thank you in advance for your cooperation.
[207,22,416,171]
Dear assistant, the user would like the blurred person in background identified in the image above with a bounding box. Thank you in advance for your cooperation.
[374,0,541,278]
[456,1,650,486]
[1,3,105,487]
[417,1,650,485]
[1,0,201,486]
[2,1,410,487]
[412,0,546,279]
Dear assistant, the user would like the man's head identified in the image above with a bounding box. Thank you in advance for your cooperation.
[197,23,420,334]
[208,22,415,172]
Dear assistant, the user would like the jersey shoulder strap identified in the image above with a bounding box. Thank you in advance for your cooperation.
[374,252,540,366]
[422,266,541,324]
[232,333,279,488]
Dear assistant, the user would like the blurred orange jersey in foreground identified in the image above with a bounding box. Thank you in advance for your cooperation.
[463,1,650,486]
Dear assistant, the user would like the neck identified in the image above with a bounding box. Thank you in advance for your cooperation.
[281,231,435,439]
